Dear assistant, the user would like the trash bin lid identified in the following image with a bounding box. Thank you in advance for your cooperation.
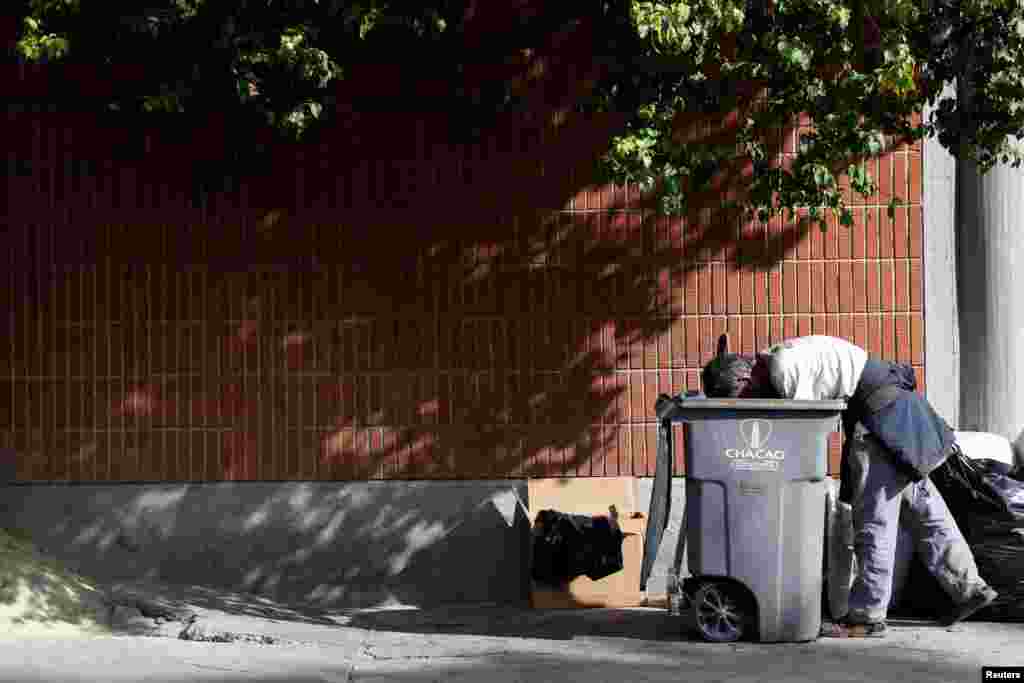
[656,395,846,421]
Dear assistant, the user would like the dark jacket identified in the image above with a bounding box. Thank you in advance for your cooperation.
[840,358,956,500]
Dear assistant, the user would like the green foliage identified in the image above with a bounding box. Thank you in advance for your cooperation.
[13,0,1024,224]
[589,0,1024,227]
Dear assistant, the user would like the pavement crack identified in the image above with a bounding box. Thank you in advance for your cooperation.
[184,662,254,674]
[359,646,510,662]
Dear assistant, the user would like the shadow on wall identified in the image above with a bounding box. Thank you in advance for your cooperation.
[3,58,814,484]
[0,481,531,608]
[2,7,821,605]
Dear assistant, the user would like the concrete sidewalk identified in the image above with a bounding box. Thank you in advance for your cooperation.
[1,581,1022,683]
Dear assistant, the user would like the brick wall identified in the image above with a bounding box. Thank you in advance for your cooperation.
[1,34,924,483]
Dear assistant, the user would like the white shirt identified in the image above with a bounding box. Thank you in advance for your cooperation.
[764,336,868,401]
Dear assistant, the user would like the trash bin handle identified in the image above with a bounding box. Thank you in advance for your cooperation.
[655,394,687,422]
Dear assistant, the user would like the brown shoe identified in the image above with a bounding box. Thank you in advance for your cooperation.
[941,587,998,627]
[820,620,887,638]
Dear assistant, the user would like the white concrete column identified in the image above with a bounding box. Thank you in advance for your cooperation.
[923,83,960,427]
[956,145,1024,459]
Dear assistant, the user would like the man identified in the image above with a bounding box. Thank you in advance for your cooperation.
[701,334,998,637]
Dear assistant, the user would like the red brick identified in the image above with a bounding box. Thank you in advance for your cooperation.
[909,206,923,260]
[668,317,684,368]
[782,316,797,340]
[708,211,728,262]
[685,317,700,367]
[738,269,755,315]
[628,372,644,423]
[671,423,686,475]
[668,261,684,316]
[712,263,728,315]
[853,314,867,350]
[618,425,631,475]
[654,328,670,370]
[810,218,825,260]
[840,315,855,344]
[868,157,882,205]
[740,317,756,355]
[581,426,601,476]
[823,212,839,260]
[797,262,811,314]
[683,268,699,315]
[621,321,643,371]
[796,209,812,260]
[852,208,867,260]
[910,259,923,312]
[881,316,896,359]
[878,154,893,209]
[826,314,841,339]
[631,425,647,476]
[767,209,785,263]
[697,267,713,315]
[865,262,881,312]
[432,372,453,425]
[726,317,741,355]
[756,316,771,351]
[894,261,910,311]
[699,317,717,367]
[750,270,765,314]
[879,209,894,258]
[643,425,658,477]
[828,433,842,476]
[727,266,743,314]
[804,262,824,314]
[836,211,852,260]
[667,368,685,397]
[504,317,524,371]
[419,373,442,426]
[867,315,882,357]
[824,262,840,313]
[911,313,925,366]
[880,262,895,312]
[839,262,854,313]
[766,316,784,346]
[853,262,867,313]
[909,152,922,204]
[865,208,880,260]
[613,372,630,424]
[894,207,909,259]
[895,315,911,363]
[655,368,671,399]
[683,368,699,394]
[590,426,610,476]
[782,262,798,314]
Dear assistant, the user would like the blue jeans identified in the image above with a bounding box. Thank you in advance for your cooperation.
[845,424,990,623]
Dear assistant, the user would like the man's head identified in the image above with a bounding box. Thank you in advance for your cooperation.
[701,334,777,398]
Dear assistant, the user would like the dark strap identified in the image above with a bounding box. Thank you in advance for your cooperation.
[640,412,675,591]
[863,383,904,415]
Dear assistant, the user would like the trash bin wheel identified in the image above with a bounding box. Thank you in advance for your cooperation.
[692,581,751,643]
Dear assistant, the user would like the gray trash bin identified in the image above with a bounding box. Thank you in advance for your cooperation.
[657,396,845,643]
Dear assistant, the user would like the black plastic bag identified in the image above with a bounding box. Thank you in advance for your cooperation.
[919,446,1024,620]
[531,509,624,586]
[928,448,1024,534]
